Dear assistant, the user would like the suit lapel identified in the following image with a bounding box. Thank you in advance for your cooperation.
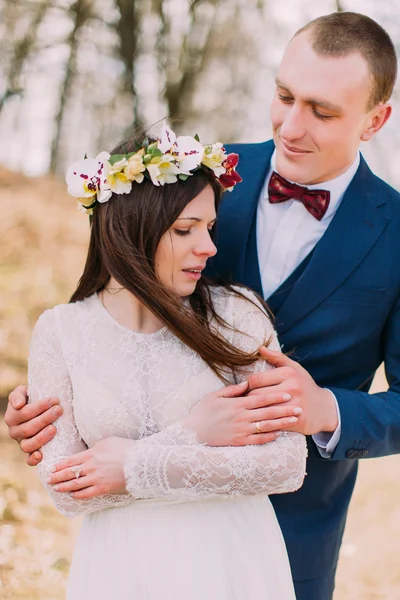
[214,140,274,285]
[276,156,390,334]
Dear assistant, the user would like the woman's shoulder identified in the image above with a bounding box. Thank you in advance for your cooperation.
[209,285,277,352]
[210,285,267,318]
[34,295,96,333]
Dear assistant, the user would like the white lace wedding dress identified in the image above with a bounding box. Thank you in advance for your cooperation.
[28,287,306,600]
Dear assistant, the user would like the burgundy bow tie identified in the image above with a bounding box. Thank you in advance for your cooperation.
[268,171,330,221]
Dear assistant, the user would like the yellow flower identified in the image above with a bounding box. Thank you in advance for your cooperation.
[146,154,180,186]
[124,151,146,183]
[202,143,226,177]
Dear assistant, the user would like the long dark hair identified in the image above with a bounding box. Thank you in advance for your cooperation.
[70,136,269,381]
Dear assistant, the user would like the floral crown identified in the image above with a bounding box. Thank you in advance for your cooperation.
[66,124,242,215]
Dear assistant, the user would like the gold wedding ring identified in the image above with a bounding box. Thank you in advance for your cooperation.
[255,421,261,434]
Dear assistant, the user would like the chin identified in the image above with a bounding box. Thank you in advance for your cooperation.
[275,154,314,185]
[171,283,198,298]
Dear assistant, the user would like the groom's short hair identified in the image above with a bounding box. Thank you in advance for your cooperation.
[295,12,397,110]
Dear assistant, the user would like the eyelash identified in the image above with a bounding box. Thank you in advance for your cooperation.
[278,94,333,121]
[312,109,333,121]
[174,227,215,237]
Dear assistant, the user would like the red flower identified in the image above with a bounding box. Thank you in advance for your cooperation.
[218,153,242,190]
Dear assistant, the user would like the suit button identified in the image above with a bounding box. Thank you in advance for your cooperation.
[346,449,358,459]
[346,449,369,459]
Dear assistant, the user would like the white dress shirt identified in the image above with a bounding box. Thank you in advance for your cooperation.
[256,151,360,456]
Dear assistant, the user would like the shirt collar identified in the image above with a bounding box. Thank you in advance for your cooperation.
[268,150,361,221]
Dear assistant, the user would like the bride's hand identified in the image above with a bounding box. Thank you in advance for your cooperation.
[183,380,301,447]
[47,437,134,499]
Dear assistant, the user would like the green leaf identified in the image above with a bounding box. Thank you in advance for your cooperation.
[84,153,88,159]
[82,199,98,210]
[194,134,200,142]
[143,154,152,164]
[178,174,190,181]
[149,148,163,158]
[109,154,126,165]
[142,137,149,151]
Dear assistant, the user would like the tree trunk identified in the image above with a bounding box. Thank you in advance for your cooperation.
[50,0,93,173]
[0,0,50,115]
[114,0,142,131]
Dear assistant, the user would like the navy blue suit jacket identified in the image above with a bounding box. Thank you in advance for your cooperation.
[206,140,400,581]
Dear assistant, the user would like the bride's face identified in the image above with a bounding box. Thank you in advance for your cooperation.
[155,185,217,297]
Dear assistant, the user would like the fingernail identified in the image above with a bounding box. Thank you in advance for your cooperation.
[282,393,292,400]
[53,485,59,492]
[275,431,282,438]
[48,398,59,407]
[288,417,298,423]
[51,466,56,472]
[47,477,52,484]
[47,425,56,435]
[293,407,303,415]
[52,407,62,417]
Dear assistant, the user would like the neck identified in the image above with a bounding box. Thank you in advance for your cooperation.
[100,277,165,334]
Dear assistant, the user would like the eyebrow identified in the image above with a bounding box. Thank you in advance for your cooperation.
[275,77,342,113]
[176,217,217,223]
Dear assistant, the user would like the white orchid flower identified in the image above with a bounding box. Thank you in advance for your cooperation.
[147,154,181,186]
[158,123,177,154]
[175,136,204,174]
[158,124,204,173]
[103,158,132,197]
[66,151,110,200]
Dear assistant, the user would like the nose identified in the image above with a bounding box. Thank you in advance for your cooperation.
[194,232,217,258]
[279,103,306,142]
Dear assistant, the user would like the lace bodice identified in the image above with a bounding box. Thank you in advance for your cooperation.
[28,287,306,517]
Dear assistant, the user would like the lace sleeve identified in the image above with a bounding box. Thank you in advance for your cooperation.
[28,309,133,518]
[124,289,307,501]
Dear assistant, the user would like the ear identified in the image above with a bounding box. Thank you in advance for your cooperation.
[361,103,392,142]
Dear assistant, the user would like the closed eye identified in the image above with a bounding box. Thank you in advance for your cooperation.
[174,229,191,236]
[312,108,334,120]
[278,93,294,103]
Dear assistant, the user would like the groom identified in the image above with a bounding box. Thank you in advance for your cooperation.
[4,12,400,600]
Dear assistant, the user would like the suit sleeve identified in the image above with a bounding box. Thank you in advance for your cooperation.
[328,292,400,460]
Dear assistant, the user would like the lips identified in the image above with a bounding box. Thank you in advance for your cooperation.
[182,266,205,274]
[280,139,311,154]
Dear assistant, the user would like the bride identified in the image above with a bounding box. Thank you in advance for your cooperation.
[28,125,306,599]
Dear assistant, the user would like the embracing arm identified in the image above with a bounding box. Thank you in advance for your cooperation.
[329,294,400,461]
[124,424,306,501]
[28,309,134,517]
[124,290,307,501]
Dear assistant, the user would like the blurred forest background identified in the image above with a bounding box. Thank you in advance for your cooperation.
[1,0,400,598]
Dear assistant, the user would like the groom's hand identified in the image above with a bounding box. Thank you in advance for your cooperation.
[4,385,62,466]
[247,347,339,436]
[184,380,302,446]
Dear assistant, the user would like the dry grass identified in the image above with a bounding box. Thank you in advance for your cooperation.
[0,165,88,399]
[1,165,399,598]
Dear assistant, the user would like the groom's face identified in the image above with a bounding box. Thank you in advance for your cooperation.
[270,32,378,185]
